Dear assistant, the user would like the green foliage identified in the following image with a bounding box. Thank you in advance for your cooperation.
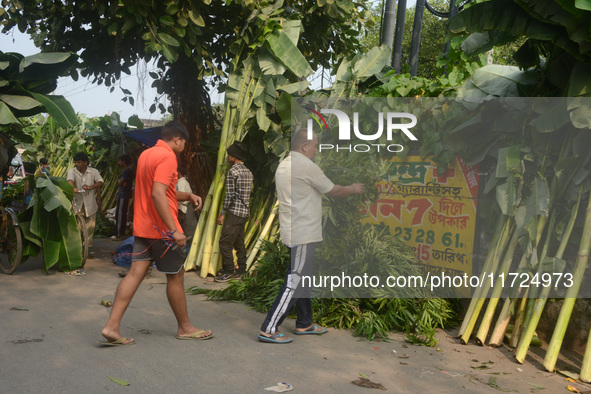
[371,70,456,98]
[19,115,91,178]
[314,297,458,344]
[188,240,289,313]
[447,0,591,95]
[17,174,84,271]
[1,0,367,147]
[94,211,116,238]
[360,0,523,80]
[0,50,78,176]
[435,36,488,85]
[18,112,142,212]
[0,50,78,136]
[0,177,25,206]
[359,0,448,78]
[188,239,460,345]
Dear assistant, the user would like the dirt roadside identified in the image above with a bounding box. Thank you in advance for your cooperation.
[1,238,589,393]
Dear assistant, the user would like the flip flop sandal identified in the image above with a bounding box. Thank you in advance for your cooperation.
[258,332,293,344]
[97,337,135,346]
[176,330,213,340]
[293,325,327,335]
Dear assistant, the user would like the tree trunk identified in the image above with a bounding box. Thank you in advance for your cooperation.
[168,54,217,199]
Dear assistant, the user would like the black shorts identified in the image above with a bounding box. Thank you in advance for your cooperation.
[132,236,186,274]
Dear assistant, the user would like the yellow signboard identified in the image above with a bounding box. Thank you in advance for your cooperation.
[361,155,479,291]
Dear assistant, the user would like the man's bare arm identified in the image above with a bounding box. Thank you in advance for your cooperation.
[177,190,202,210]
[326,183,364,198]
[153,181,187,247]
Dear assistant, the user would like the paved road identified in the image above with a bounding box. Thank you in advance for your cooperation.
[0,238,587,393]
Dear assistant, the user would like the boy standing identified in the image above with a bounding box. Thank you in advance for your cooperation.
[215,141,253,282]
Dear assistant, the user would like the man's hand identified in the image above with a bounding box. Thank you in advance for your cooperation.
[326,183,365,198]
[190,193,202,211]
[217,214,225,226]
[83,184,92,190]
[172,231,187,248]
[350,183,364,195]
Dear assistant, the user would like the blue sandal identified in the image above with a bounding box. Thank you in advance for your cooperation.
[258,332,293,344]
[294,325,327,335]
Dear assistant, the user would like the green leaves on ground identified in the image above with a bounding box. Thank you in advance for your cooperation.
[188,241,459,344]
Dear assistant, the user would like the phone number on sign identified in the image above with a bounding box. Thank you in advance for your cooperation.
[392,227,463,246]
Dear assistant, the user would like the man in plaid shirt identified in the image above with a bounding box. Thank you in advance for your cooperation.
[215,141,253,282]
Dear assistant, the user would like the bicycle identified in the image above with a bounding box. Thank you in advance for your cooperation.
[0,204,22,274]
[0,165,89,274]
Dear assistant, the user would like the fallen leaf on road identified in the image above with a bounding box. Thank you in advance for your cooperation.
[107,376,130,386]
[471,364,493,370]
[351,378,386,391]
[527,382,544,390]
[558,370,580,380]
[486,377,511,392]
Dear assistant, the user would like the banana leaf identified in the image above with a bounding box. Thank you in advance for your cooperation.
[17,175,83,272]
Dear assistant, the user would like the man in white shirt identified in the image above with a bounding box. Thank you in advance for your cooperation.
[67,152,104,258]
[258,129,364,344]
[176,162,197,241]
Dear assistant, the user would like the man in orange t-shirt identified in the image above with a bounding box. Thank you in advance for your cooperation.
[100,121,213,346]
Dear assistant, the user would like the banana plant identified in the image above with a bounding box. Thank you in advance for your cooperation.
[17,175,84,271]
[0,50,78,173]
[0,51,78,132]
[184,4,313,277]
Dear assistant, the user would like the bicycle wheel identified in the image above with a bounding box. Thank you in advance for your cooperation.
[0,207,22,274]
[75,213,88,268]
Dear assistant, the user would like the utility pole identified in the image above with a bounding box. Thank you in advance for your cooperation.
[381,0,397,66]
[409,0,426,76]
[392,0,407,73]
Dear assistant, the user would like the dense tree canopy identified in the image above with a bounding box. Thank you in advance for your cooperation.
[0,0,369,142]
[448,0,591,96]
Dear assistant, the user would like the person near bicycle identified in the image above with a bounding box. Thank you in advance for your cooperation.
[35,157,51,176]
[111,154,134,241]
[67,152,104,259]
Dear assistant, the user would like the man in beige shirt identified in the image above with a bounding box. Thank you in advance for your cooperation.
[258,129,364,344]
[67,152,104,258]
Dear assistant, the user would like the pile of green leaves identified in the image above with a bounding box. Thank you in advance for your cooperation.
[188,240,460,345]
